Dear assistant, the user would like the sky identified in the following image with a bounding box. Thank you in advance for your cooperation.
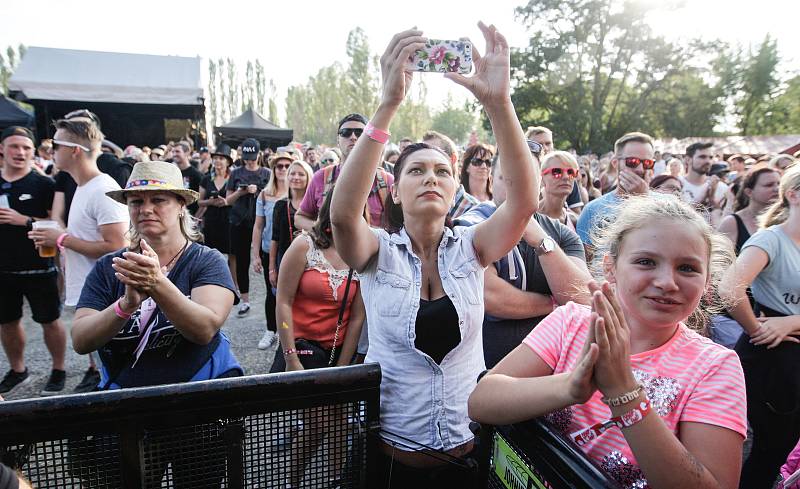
[2,0,799,124]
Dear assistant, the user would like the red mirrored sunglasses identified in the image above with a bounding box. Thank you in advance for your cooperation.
[624,157,655,170]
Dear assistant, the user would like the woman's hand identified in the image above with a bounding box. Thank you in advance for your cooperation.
[589,281,638,397]
[444,21,511,109]
[285,355,304,372]
[269,269,278,288]
[119,283,146,314]
[566,317,599,404]
[252,253,263,274]
[111,239,167,294]
[379,29,426,108]
[750,316,800,349]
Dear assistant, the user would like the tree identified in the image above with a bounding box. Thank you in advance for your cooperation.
[431,96,478,145]
[511,0,711,152]
[343,27,380,118]
[0,44,26,95]
[391,79,432,142]
[207,60,218,128]
[226,58,238,120]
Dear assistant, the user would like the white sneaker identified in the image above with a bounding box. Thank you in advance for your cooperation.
[237,302,251,317]
[258,331,277,350]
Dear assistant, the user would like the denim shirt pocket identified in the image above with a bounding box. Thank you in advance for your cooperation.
[375,270,412,316]
[450,258,482,305]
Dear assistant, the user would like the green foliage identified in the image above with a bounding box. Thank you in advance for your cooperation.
[431,97,478,145]
[511,0,724,151]
[0,44,26,95]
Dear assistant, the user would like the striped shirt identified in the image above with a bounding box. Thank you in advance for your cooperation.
[449,184,480,219]
[524,302,747,488]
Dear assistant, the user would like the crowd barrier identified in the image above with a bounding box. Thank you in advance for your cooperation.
[0,364,381,488]
[484,420,622,489]
[0,362,620,488]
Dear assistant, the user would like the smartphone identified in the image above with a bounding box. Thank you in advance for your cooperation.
[237,184,247,190]
[411,39,472,74]
[0,194,9,209]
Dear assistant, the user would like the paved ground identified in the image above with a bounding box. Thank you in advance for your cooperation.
[0,267,277,401]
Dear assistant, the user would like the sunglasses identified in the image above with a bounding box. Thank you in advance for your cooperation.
[64,109,100,125]
[52,139,90,152]
[623,157,655,170]
[321,158,336,164]
[338,128,363,138]
[274,163,291,170]
[526,139,543,155]
[542,167,578,179]
[470,158,493,168]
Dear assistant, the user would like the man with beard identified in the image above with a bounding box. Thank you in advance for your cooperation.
[295,113,393,230]
[680,142,729,224]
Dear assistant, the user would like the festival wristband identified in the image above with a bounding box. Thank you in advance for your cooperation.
[601,384,644,407]
[56,233,69,251]
[113,299,133,319]
[569,399,651,447]
[283,348,314,357]
[364,122,391,144]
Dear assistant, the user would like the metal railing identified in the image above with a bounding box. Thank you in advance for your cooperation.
[0,364,381,489]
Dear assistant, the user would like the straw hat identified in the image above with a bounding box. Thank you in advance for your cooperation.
[106,161,199,205]
[268,150,296,165]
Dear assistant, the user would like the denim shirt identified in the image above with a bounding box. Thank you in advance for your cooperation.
[361,225,486,451]
[255,197,277,253]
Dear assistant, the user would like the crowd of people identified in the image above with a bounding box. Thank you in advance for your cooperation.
[1,20,799,489]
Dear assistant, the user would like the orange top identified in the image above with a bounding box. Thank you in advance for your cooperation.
[291,234,359,349]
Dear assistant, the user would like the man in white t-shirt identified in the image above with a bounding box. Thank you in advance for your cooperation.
[29,112,129,392]
[679,142,730,225]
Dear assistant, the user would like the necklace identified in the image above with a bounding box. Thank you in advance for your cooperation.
[161,240,189,274]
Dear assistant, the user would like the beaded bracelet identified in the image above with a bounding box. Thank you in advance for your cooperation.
[283,348,314,356]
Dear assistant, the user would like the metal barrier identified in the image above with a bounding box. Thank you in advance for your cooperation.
[485,419,623,489]
[0,364,381,489]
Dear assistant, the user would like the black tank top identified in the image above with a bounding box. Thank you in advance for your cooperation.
[732,214,751,255]
[414,296,461,364]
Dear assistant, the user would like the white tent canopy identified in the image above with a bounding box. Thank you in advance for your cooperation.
[9,47,202,106]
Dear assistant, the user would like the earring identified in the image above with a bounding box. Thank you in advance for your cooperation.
[179,212,185,218]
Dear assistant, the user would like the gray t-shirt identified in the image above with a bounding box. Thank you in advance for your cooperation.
[741,226,800,316]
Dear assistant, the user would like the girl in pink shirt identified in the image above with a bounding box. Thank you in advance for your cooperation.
[469,193,747,488]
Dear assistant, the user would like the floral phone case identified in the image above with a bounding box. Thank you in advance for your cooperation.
[411,39,473,74]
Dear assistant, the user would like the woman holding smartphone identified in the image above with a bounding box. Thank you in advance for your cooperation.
[331,23,539,485]
[197,145,233,256]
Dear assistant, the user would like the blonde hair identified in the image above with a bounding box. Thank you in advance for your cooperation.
[525,126,552,139]
[614,132,654,156]
[54,118,104,154]
[759,164,800,228]
[541,150,578,169]
[591,194,735,333]
[768,154,796,171]
[264,157,294,197]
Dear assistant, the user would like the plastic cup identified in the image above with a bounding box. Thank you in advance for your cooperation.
[32,220,60,258]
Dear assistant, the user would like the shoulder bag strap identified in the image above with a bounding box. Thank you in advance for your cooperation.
[328,268,355,367]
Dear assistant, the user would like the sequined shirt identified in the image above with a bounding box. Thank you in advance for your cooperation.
[524,302,747,488]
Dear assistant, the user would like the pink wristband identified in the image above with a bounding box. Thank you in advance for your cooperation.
[364,122,391,144]
[113,299,133,319]
[56,233,69,251]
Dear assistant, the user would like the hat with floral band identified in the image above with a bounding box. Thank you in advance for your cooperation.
[106,161,199,205]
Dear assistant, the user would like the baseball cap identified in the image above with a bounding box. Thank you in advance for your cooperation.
[709,163,730,177]
[1,126,34,143]
[241,138,260,160]
[337,113,368,130]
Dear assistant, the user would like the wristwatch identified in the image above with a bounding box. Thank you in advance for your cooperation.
[535,236,556,256]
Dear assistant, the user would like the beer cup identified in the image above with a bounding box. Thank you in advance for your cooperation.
[32,220,60,258]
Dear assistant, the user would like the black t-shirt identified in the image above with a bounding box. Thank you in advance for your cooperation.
[180,165,204,216]
[227,166,270,225]
[54,170,77,225]
[271,198,297,268]
[566,181,583,209]
[0,170,56,273]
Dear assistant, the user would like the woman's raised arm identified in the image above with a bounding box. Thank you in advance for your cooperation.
[446,23,539,267]
[331,29,426,272]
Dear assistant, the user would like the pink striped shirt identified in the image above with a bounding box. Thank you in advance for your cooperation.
[523,302,747,488]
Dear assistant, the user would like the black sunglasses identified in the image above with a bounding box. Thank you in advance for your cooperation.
[338,128,363,138]
[470,158,493,168]
[274,163,291,170]
[321,158,336,164]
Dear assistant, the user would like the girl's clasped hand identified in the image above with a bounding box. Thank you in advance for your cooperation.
[568,281,639,404]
